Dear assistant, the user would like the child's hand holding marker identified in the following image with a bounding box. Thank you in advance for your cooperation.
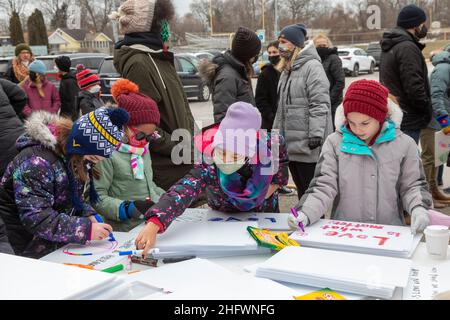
[89,214,115,241]
[135,221,161,258]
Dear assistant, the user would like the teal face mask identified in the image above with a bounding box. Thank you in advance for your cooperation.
[161,20,170,43]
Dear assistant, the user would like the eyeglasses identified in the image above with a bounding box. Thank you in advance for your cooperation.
[130,127,160,142]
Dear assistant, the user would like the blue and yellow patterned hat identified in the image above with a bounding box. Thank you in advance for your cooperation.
[67,108,129,157]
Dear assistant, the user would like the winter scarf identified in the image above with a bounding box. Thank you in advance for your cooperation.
[115,32,164,51]
[12,57,30,83]
[117,142,148,180]
[216,140,274,212]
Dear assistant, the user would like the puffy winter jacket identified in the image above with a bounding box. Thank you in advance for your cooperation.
[429,51,450,130]
[0,112,94,258]
[380,27,432,130]
[273,41,333,163]
[297,102,432,226]
[200,51,256,123]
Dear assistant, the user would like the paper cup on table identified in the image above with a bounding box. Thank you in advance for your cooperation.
[424,226,450,260]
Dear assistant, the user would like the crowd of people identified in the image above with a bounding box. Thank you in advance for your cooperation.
[0,0,449,259]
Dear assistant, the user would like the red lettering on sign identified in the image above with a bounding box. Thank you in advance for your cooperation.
[387,232,401,238]
[350,229,363,232]
[339,233,354,239]
[325,231,339,237]
[373,236,389,246]
[357,235,368,239]
[369,225,384,230]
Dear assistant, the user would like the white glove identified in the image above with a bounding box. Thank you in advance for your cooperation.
[288,211,310,231]
[411,207,430,235]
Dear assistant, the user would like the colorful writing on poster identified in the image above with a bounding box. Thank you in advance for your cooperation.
[40,232,135,270]
[290,219,415,252]
[435,131,450,167]
[403,263,450,300]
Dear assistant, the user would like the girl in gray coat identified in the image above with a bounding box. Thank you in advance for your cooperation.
[273,24,333,200]
[289,80,432,235]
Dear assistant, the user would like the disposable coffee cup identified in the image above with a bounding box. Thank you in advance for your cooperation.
[424,225,450,260]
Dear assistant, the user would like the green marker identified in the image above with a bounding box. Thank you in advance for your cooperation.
[101,264,124,274]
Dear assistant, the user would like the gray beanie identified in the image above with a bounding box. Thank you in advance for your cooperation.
[110,0,156,34]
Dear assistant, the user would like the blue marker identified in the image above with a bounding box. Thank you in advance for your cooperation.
[118,248,160,256]
[94,214,116,242]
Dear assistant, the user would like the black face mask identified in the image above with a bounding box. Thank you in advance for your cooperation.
[269,55,281,65]
[415,25,428,39]
[29,71,38,82]
[316,47,330,61]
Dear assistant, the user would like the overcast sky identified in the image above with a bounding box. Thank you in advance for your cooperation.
[173,0,192,16]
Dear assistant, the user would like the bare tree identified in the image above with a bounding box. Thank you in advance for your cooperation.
[0,0,27,16]
[281,0,312,22]
[80,0,117,33]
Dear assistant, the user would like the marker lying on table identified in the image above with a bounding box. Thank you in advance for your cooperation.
[101,264,124,274]
[118,248,160,256]
[64,263,95,270]
[93,214,116,242]
[290,208,305,232]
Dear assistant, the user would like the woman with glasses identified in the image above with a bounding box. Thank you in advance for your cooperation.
[92,79,166,232]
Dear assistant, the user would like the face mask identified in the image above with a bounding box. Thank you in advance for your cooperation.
[128,127,150,148]
[29,72,38,82]
[88,85,101,94]
[213,148,245,175]
[279,44,293,59]
[316,47,330,61]
[415,25,428,39]
[269,55,281,65]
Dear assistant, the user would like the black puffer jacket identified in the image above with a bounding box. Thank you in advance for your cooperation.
[76,91,104,116]
[59,71,80,121]
[200,50,255,123]
[320,47,345,116]
[0,79,27,177]
[0,215,13,254]
[255,63,280,130]
[380,27,432,130]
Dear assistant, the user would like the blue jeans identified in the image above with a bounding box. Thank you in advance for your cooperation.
[402,129,421,144]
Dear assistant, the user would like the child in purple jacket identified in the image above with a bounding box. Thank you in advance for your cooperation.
[134,102,290,256]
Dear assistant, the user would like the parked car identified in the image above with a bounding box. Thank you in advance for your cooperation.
[0,57,12,79]
[37,53,108,86]
[175,53,210,101]
[193,52,215,61]
[367,42,382,67]
[252,51,270,78]
[97,54,210,104]
[338,47,376,77]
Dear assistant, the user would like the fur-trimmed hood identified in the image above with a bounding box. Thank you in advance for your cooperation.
[16,111,62,151]
[198,50,248,87]
[334,98,404,132]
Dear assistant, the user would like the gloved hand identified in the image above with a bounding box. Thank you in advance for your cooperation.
[288,211,310,231]
[133,199,155,217]
[411,206,430,235]
[438,115,450,135]
[308,137,323,150]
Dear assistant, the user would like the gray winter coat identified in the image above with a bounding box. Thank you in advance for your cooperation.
[428,51,450,130]
[273,42,332,163]
[297,102,432,226]
[200,51,255,123]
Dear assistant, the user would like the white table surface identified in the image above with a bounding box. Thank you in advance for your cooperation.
[114,242,450,300]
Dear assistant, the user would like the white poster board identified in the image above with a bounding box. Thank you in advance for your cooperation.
[41,232,136,270]
[290,219,420,258]
[403,262,450,300]
[435,131,450,167]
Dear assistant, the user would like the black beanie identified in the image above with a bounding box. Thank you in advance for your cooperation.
[55,56,72,73]
[231,27,262,63]
[397,4,427,29]
[279,24,308,48]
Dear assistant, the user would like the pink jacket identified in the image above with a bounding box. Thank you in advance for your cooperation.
[22,79,60,116]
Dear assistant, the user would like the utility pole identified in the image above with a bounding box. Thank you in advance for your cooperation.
[262,0,265,30]
[274,0,279,38]
[111,0,119,43]
[209,0,214,35]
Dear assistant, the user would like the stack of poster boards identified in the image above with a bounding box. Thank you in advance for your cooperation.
[403,262,450,300]
[255,246,412,299]
[289,219,422,258]
[128,258,298,300]
[177,208,291,230]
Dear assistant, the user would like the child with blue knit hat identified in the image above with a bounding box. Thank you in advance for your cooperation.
[0,107,129,258]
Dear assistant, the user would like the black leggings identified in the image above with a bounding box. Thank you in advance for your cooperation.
[289,161,317,200]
